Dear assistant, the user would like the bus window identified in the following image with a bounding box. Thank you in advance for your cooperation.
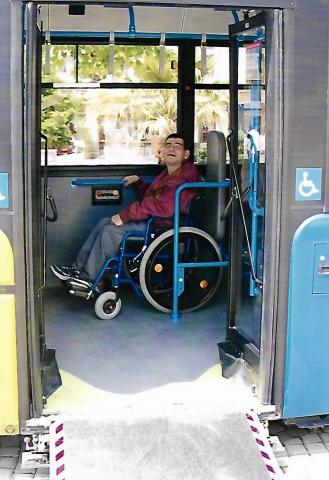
[41,88,177,166]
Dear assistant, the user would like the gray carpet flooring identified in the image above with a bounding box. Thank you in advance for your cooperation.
[44,284,227,394]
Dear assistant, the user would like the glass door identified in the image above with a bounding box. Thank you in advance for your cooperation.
[228,13,266,359]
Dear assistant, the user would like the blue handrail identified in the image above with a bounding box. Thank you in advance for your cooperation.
[71,179,126,187]
[46,31,231,41]
[231,10,240,23]
[248,135,264,297]
[170,180,230,322]
[128,5,136,37]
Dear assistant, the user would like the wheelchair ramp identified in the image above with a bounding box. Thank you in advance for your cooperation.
[54,379,280,480]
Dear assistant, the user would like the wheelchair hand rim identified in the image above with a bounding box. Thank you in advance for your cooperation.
[139,227,223,313]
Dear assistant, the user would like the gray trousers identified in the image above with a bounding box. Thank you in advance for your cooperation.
[73,218,146,281]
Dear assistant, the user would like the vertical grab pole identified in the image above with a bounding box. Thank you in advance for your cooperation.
[128,5,136,37]
[250,142,258,296]
[170,185,183,322]
[170,181,230,321]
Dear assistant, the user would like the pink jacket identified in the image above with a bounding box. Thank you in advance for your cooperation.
[119,161,200,224]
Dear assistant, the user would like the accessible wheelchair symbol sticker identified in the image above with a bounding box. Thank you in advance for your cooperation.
[0,173,9,209]
[295,168,322,201]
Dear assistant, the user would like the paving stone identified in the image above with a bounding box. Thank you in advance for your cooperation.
[283,437,303,446]
[0,448,20,458]
[0,438,21,448]
[13,465,36,476]
[319,432,329,443]
[33,470,50,479]
[301,432,322,444]
[0,469,13,480]
[285,444,309,456]
[0,458,17,469]
[12,475,34,480]
[304,443,329,455]
[277,431,297,443]
[286,426,305,438]
[269,422,286,435]
[269,436,287,457]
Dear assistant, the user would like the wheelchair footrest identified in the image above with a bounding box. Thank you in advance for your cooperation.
[65,279,94,298]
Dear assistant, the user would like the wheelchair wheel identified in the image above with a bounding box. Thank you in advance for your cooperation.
[95,291,121,320]
[139,227,222,313]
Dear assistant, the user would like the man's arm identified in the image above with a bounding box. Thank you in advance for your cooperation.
[111,175,150,225]
[118,181,195,224]
[123,175,149,198]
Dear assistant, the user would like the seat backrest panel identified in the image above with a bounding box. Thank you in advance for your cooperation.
[205,131,227,240]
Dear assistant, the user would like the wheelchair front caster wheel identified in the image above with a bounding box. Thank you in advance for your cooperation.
[95,291,121,320]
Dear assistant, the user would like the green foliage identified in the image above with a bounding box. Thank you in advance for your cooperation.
[195,55,216,84]
[78,45,108,82]
[41,45,179,149]
[42,45,76,83]
[238,131,245,161]
[141,90,176,129]
[76,45,178,83]
[195,145,207,165]
[41,89,85,148]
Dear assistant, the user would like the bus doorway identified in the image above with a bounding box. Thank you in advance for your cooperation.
[22,3,279,418]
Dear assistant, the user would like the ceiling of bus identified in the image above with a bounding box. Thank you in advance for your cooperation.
[38,5,242,34]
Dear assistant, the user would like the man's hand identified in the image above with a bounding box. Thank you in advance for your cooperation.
[111,214,123,226]
[123,175,140,187]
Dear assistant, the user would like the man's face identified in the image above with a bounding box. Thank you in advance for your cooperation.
[162,137,190,168]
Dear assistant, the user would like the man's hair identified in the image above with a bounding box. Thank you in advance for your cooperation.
[165,133,189,150]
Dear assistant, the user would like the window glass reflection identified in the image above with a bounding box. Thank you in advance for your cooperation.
[41,88,177,166]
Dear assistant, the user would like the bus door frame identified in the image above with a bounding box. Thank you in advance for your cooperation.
[24,2,44,418]
[227,11,284,405]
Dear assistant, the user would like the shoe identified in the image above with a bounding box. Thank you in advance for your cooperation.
[50,265,81,281]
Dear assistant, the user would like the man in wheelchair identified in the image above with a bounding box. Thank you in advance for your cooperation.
[51,131,228,319]
[51,133,200,288]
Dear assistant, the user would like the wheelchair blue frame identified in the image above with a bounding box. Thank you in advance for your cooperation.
[72,178,234,319]
[72,172,265,319]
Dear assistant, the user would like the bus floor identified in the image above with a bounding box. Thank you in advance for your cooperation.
[43,284,227,413]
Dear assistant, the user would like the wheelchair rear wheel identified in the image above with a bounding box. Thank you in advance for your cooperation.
[139,227,222,313]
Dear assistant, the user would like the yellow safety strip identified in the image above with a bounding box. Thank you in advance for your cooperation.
[45,364,223,414]
[0,229,14,285]
[0,229,18,435]
[0,295,19,434]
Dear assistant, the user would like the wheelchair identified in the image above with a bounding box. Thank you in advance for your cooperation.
[67,131,228,320]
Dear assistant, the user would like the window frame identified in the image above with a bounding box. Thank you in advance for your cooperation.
[41,36,264,170]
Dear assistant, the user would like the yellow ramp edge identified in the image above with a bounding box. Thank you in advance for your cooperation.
[0,229,15,285]
[45,364,223,414]
[0,295,19,434]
